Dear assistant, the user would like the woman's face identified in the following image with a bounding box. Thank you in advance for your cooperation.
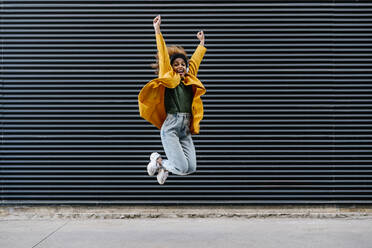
[172,58,187,77]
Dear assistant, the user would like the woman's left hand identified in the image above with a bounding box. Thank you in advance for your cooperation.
[197,30,205,46]
[197,30,205,41]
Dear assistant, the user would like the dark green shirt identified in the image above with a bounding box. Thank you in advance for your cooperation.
[164,78,194,114]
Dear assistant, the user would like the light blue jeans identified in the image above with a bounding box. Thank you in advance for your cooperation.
[160,113,197,175]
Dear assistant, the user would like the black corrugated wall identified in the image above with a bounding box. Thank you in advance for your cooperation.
[2,0,372,205]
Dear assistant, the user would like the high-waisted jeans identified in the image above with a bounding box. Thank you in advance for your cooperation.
[160,113,197,175]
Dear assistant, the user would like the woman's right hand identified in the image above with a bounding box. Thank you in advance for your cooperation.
[153,15,161,31]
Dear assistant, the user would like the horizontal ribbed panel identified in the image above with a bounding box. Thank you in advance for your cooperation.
[2,0,372,204]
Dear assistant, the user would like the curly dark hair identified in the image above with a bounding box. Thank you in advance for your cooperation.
[151,45,188,75]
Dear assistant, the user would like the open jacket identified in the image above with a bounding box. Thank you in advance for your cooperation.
[138,33,207,134]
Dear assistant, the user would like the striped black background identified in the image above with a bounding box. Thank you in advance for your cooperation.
[2,0,372,204]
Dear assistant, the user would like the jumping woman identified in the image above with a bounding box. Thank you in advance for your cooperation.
[138,15,206,184]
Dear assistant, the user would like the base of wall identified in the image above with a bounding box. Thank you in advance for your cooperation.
[1,205,372,220]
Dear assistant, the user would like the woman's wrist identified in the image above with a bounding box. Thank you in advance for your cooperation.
[199,40,205,46]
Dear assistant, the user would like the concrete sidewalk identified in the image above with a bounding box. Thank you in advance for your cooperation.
[1,217,372,248]
[1,205,372,247]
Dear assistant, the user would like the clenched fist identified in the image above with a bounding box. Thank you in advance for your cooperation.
[197,30,205,46]
[153,15,161,33]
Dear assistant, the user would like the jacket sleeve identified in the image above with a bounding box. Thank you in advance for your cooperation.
[188,45,207,76]
[156,33,172,78]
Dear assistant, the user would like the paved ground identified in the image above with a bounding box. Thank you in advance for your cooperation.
[1,217,372,248]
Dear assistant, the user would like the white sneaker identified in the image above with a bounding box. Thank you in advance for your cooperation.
[147,152,161,176]
[157,167,169,185]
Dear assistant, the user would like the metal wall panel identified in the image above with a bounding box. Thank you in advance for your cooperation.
[1,0,372,204]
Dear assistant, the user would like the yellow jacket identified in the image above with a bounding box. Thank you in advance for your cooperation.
[138,33,207,134]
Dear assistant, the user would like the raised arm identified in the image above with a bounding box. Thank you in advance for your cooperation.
[188,30,207,76]
[153,15,172,77]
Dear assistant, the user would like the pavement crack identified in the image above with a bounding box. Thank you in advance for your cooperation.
[31,221,70,248]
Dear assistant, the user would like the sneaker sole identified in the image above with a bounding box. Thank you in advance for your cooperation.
[147,161,157,176]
